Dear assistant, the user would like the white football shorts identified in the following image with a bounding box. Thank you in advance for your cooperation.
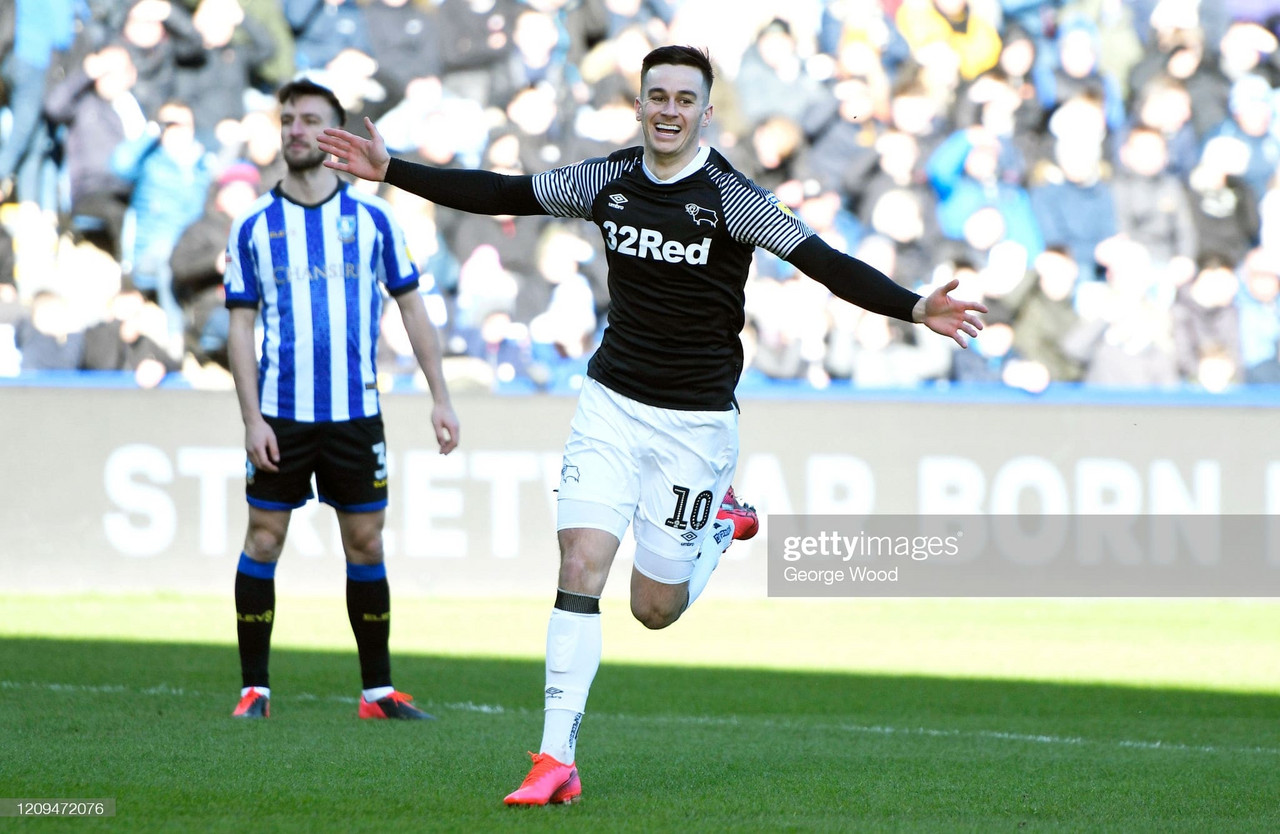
[557,377,738,584]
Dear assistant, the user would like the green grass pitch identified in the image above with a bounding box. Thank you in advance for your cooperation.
[2,595,1278,832]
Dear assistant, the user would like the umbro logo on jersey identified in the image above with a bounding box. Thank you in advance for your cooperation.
[608,194,628,210]
[685,203,718,228]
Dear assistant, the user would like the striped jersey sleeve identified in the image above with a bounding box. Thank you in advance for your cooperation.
[705,160,815,259]
[530,150,641,219]
[224,192,274,308]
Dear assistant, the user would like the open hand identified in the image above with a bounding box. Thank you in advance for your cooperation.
[922,278,988,348]
[318,117,390,182]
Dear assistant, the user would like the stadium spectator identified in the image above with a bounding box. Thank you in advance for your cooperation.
[1128,73,1200,181]
[501,81,573,174]
[15,289,85,371]
[488,7,587,111]
[118,0,204,121]
[43,43,149,257]
[1171,254,1244,384]
[1187,135,1261,266]
[0,0,76,207]
[1034,13,1126,133]
[854,129,937,241]
[1203,73,1280,201]
[570,0,674,47]
[80,287,178,387]
[433,0,519,103]
[170,161,262,370]
[1063,239,1178,386]
[976,24,1048,168]
[950,304,1044,390]
[1217,20,1280,87]
[1111,125,1198,287]
[865,187,936,283]
[527,224,600,365]
[236,0,297,87]
[804,74,886,203]
[739,115,810,199]
[1029,97,1116,280]
[0,224,20,369]
[111,99,217,346]
[175,0,277,146]
[575,23,654,107]
[927,125,1043,259]
[362,0,444,103]
[734,18,832,128]
[896,0,1002,82]
[1010,245,1086,382]
[1128,24,1230,141]
[375,75,491,171]
[1235,247,1280,382]
[234,107,288,191]
[285,0,373,72]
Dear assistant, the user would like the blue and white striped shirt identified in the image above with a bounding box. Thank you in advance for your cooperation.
[224,182,419,422]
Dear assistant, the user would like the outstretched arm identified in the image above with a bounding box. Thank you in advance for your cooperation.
[787,236,986,348]
[319,118,545,215]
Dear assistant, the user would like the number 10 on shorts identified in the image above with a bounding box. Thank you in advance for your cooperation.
[664,485,714,531]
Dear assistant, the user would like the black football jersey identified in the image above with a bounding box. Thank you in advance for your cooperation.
[533,147,814,410]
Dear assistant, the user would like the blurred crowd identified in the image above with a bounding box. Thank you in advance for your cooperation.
[3,0,1280,394]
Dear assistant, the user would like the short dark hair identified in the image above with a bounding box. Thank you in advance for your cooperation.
[276,79,346,126]
[641,45,715,99]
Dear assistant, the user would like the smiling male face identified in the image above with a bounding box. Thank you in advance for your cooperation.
[635,63,713,174]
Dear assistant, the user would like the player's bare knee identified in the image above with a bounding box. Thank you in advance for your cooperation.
[245,528,284,562]
[343,533,384,565]
[557,554,597,594]
[630,597,681,630]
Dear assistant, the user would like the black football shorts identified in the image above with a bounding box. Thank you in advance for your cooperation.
[245,415,388,513]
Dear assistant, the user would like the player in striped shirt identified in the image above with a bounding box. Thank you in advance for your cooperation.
[225,80,459,721]
[320,47,985,801]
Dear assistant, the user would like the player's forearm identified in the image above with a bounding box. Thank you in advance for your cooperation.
[227,309,266,426]
[788,236,922,322]
[396,292,453,407]
[384,157,544,216]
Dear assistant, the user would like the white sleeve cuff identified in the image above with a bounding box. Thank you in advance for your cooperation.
[912,297,927,323]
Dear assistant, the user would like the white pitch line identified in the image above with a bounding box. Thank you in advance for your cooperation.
[5,679,1278,757]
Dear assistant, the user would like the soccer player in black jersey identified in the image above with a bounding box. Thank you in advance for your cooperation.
[320,45,986,805]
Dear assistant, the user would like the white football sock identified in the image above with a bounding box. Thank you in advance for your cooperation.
[686,518,734,610]
[539,607,601,763]
[240,686,270,698]
[363,685,395,702]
